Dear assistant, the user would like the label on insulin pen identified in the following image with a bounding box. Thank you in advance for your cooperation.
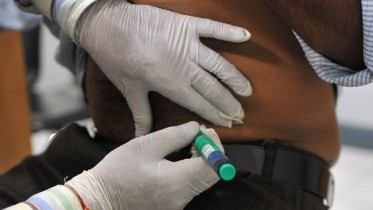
[201,144,215,157]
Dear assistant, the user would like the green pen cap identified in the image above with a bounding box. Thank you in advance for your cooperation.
[219,163,236,181]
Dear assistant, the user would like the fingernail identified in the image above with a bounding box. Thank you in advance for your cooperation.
[226,120,233,128]
[218,112,241,128]
[230,28,251,43]
[243,29,251,40]
[239,81,252,96]
[233,28,251,42]
[236,106,245,119]
[233,119,244,125]
[200,124,207,130]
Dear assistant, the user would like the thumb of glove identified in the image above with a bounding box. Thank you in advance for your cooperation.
[178,157,220,193]
[124,84,153,137]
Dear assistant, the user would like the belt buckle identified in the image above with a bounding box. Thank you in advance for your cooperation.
[324,173,335,208]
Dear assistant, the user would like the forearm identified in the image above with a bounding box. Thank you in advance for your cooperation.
[264,0,364,70]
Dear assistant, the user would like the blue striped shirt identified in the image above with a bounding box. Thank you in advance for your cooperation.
[0,0,40,31]
[296,0,373,87]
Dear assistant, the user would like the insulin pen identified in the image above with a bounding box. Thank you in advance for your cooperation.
[194,130,236,181]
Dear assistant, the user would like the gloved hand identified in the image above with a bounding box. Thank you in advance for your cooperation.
[66,121,222,210]
[53,0,252,136]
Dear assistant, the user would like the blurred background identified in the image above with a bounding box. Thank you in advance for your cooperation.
[1,6,373,209]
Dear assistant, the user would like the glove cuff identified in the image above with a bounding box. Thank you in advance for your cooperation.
[53,0,96,43]
[67,171,113,210]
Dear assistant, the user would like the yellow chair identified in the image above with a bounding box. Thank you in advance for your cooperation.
[0,30,32,173]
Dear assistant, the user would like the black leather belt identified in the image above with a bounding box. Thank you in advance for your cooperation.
[223,141,334,207]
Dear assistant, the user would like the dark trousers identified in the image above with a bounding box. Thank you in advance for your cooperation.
[186,172,326,210]
[0,124,327,209]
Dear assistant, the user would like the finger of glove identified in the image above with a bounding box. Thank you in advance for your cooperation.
[140,121,200,160]
[195,17,251,43]
[175,157,219,192]
[190,63,245,121]
[197,44,252,96]
[125,88,153,137]
[165,87,233,127]
[200,128,225,153]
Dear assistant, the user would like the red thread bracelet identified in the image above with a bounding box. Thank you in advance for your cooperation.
[77,195,90,210]
[64,184,90,210]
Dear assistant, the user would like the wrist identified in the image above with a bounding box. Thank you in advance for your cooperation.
[25,185,82,210]
[64,184,90,210]
[53,0,97,43]
[67,171,113,210]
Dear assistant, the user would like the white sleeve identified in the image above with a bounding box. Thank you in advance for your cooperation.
[43,17,87,86]
[0,0,41,31]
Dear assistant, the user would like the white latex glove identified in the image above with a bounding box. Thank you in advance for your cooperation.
[53,0,252,136]
[67,121,221,210]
